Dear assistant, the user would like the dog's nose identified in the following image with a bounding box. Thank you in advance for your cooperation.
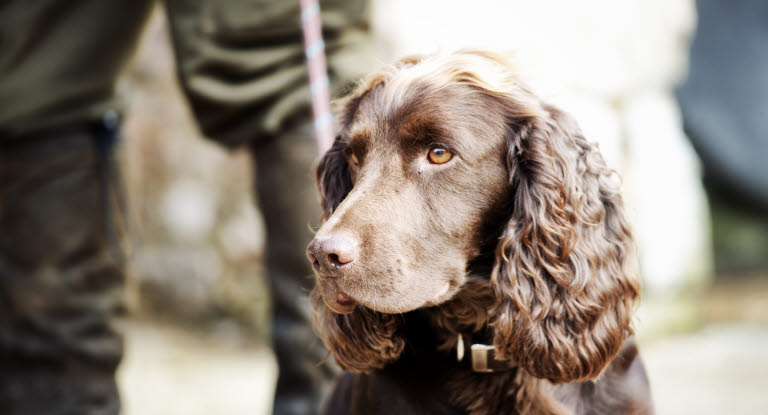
[306,234,359,273]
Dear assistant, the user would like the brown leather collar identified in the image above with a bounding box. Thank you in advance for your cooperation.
[456,334,517,373]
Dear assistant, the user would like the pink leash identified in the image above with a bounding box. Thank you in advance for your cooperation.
[299,0,334,156]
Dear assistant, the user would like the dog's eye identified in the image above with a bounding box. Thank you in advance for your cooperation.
[427,146,453,164]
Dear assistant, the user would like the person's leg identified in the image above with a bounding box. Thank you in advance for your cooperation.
[164,0,374,412]
[0,126,124,415]
[252,117,338,415]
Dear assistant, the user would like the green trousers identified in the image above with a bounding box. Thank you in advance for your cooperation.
[0,126,125,414]
[0,0,371,146]
[0,1,372,414]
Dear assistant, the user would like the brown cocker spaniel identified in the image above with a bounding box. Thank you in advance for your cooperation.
[306,50,653,415]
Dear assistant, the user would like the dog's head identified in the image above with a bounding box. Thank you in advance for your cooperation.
[308,50,640,383]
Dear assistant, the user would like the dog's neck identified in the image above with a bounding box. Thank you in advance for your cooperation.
[428,275,497,351]
[364,276,564,415]
[380,281,528,415]
[380,277,504,375]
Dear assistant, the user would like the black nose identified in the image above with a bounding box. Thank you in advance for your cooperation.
[306,234,359,273]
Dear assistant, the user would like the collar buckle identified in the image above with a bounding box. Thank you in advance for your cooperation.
[470,344,497,373]
[456,334,517,373]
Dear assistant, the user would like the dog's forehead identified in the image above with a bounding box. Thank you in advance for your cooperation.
[343,81,508,162]
[345,80,482,148]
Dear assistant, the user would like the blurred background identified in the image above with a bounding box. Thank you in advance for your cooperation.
[110,0,767,414]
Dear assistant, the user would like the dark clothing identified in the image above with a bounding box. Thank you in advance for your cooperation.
[0,0,372,414]
[0,0,371,146]
[677,0,768,208]
[0,1,156,138]
[677,0,768,273]
[0,126,124,414]
[164,0,371,147]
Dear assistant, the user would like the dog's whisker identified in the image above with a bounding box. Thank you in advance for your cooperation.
[306,221,321,234]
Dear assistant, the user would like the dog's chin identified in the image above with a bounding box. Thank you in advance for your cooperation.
[423,280,461,307]
[319,276,462,315]
[318,279,357,314]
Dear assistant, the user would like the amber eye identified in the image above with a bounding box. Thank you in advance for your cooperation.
[427,146,453,164]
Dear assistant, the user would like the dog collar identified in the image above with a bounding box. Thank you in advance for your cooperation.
[456,334,517,373]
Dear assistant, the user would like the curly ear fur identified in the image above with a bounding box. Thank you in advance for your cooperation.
[492,105,640,383]
[312,289,406,372]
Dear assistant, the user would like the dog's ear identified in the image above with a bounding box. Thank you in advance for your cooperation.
[491,104,641,383]
[315,82,374,220]
[312,288,405,373]
[316,137,353,220]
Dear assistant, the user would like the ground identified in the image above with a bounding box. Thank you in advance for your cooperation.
[643,325,768,414]
[117,279,768,415]
[118,321,276,415]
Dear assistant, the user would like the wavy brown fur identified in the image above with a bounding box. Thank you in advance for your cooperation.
[431,278,573,415]
[491,105,640,383]
[312,289,405,372]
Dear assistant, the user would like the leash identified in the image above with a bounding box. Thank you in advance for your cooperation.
[299,0,334,156]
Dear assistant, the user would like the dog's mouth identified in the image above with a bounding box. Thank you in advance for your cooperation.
[317,274,461,315]
[317,278,357,314]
